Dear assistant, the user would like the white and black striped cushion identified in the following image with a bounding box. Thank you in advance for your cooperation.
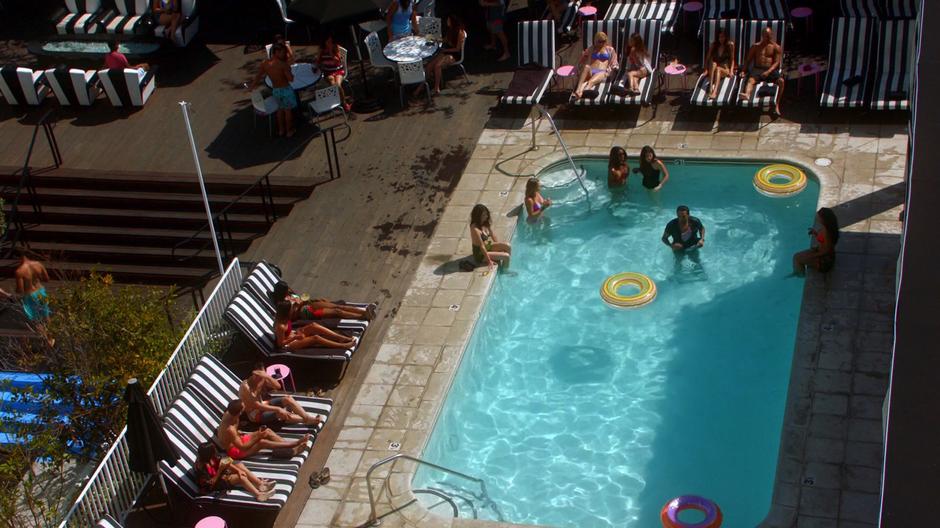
[869,19,916,110]
[839,0,879,17]
[224,289,361,361]
[45,67,100,106]
[158,425,297,510]
[98,68,155,107]
[606,1,679,33]
[56,12,100,34]
[880,0,917,19]
[746,0,788,20]
[242,261,283,312]
[610,18,661,105]
[95,514,123,528]
[184,355,332,436]
[501,20,555,105]
[820,17,873,108]
[738,20,785,109]
[574,19,623,106]
[559,1,581,33]
[691,18,743,106]
[0,67,48,106]
[699,0,739,36]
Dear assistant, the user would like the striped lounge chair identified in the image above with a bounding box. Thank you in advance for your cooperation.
[54,0,104,34]
[154,0,200,46]
[868,18,917,111]
[500,21,555,106]
[555,0,581,35]
[691,19,743,107]
[737,20,786,112]
[879,0,917,19]
[839,0,879,17]
[609,19,662,107]
[819,17,874,108]
[183,355,332,438]
[573,19,623,106]
[745,0,788,21]
[698,0,739,36]
[97,67,156,107]
[104,0,149,35]
[159,423,299,511]
[606,1,679,34]
[44,67,101,106]
[224,289,364,373]
[96,514,124,528]
[0,66,49,106]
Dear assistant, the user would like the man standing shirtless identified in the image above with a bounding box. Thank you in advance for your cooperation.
[250,43,296,137]
[739,26,783,116]
[15,255,50,322]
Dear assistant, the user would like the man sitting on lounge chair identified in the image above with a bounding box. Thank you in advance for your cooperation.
[739,26,784,116]
[239,363,323,427]
[217,400,309,460]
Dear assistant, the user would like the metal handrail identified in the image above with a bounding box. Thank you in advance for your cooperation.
[365,453,491,526]
[412,488,460,518]
[529,104,590,199]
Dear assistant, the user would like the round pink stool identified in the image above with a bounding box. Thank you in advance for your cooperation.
[663,63,688,92]
[791,6,813,33]
[682,1,704,30]
[555,64,576,91]
[266,363,296,393]
[194,516,227,528]
[577,5,598,28]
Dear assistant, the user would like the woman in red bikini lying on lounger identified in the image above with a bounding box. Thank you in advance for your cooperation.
[216,400,310,460]
[274,301,358,350]
[271,280,376,321]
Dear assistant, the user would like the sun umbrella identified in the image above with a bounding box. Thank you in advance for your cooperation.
[125,378,179,474]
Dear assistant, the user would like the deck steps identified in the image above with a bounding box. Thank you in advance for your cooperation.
[0,166,313,287]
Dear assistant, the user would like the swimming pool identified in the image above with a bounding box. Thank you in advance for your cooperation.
[414,157,820,528]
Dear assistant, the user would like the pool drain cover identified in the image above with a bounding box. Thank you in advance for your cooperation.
[449,304,460,312]
[814,157,832,167]
[388,441,401,451]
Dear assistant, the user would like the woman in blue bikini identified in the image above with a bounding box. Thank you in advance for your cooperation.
[573,32,618,100]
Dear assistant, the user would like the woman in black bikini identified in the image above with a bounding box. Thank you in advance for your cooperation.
[705,28,736,100]
[793,208,839,275]
[608,146,629,188]
[636,145,669,191]
[470,204,511,270]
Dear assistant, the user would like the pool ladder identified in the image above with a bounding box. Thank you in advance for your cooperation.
[364,453,505,525]
[529,104,590,200]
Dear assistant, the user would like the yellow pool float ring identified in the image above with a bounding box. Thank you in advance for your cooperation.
[754,164,807,196]
[601,272,656,308]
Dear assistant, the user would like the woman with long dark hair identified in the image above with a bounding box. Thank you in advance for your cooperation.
[636,145,669,191]
[318,34,351,111]
[274,301,358,350]
[793,208,840,274]
[624,32,652,94]
[608,146,629,188]
[470,204,511,269]
[424,14,466,94]
[387,0,418,41]
[705,28,735,100]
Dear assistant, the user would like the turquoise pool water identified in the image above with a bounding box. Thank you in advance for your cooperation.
[414,158,820,528]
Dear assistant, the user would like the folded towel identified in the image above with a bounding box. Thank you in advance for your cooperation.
[841,75,863,87]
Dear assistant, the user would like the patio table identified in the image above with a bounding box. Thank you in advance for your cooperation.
[383,35,440,63]
[265,62,322,91]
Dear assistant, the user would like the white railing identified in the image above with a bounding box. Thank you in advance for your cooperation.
[57,258,245,528]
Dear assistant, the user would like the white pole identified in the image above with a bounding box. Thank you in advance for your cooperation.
[179,101,224,275]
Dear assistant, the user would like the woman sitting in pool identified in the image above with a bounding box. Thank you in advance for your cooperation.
[572,31,618,100]
[636,145,669,191]
[274,301,358,350]
[792,207,839,275]
[608,146,629,188]
[470,204,511,270]
[272,281,375,321]
[524,178,552,221]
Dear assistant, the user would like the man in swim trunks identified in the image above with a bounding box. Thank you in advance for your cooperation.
[216,400,310,460]
[239,363,323,427]
[251,43,296,137]
[739,26,784,116]
[15,255,51,323]
[662,205,705,251]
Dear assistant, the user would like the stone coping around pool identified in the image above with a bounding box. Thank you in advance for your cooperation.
[303,123,901,528]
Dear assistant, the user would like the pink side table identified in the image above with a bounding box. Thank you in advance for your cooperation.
[577,5,598,29]
[682,1,704,30]
[791,6,813,33]
[194,517,227,528]
[663,63,688,92]
[555,64,576,92]
[796,62,822,96]
[266,363,296,393]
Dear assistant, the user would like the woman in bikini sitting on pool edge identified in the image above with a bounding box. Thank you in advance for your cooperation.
[792,207,839,275]
[572,31,618,100]
[524,178,552,221]
[470,204,511,270]
[272,281,375,321]
[274,301,358,350]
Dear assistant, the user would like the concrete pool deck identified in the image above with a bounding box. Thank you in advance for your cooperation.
[296,118,903,528]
